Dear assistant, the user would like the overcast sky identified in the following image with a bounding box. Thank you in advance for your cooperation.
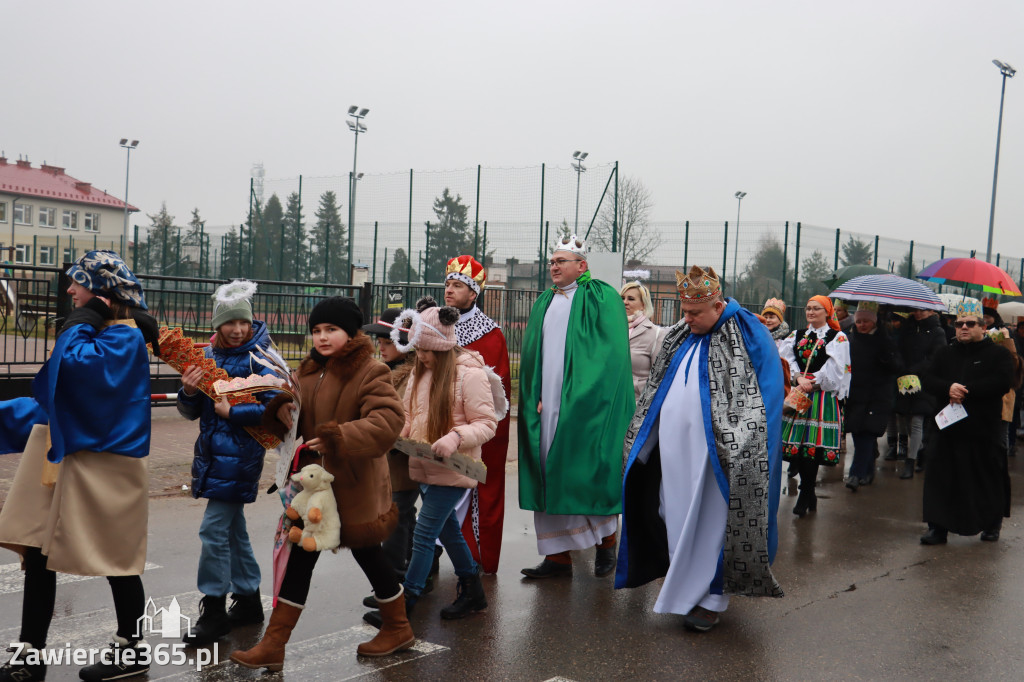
[6,0,1024,258]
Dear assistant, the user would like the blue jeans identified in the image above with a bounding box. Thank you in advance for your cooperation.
[403,484,477,597]
[197,499,261,597]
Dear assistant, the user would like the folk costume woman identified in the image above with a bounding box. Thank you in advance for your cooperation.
[761,297,791,349]
[0,250,159,682]
[230,296,409,669]
[780,295,852,516]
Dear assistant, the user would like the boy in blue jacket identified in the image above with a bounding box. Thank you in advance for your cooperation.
[177,280,275,645]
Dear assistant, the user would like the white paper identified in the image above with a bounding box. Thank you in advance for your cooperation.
[935,402,968,430]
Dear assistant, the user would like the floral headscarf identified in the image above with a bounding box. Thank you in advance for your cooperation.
[808,295,840,331]
[66,250,147,310]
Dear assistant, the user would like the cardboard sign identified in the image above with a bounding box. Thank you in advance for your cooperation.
[392,437,487,483]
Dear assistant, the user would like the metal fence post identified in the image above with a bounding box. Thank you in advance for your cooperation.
[791,222,802,316]
[359,282,372,320]
[372,221,379,284]
[424,221,431,284]
[133,225,139,272]
[834,228,840,270]
[907,240,915,278]
[538,163,546,291]
[407,169,413,285]
[873,235,879,267]
[722,221,729,277]
[474,164,481,262]
[612,161,619,252]
[781,221,789,301]
[684,221,689,266]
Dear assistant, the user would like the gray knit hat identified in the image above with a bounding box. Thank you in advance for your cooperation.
[211,280,257,329]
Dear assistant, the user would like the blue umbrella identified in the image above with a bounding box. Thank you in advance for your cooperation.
[829,274,945,311]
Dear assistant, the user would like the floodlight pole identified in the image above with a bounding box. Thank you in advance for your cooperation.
[119,139,139,258]
[732,191,746,287]
[347,106,368,283]
[986,60,1015,263]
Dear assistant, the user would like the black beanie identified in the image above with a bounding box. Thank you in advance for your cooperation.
[308,296,362,336]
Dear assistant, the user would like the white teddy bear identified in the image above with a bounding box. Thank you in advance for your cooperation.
[285,464,341,552]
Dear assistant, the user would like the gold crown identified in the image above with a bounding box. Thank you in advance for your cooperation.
[676,265,721,302]
[445,255,487,293]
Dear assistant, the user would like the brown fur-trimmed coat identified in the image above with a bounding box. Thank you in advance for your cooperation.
[264,333,404,548]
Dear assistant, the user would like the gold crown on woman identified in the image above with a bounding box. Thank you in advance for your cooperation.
[676,265,721,302]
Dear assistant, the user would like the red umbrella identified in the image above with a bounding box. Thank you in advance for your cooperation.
[916,257,1021,296]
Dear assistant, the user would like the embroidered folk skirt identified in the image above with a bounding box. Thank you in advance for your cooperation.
[781,389,843,466]
[0,425,149,576]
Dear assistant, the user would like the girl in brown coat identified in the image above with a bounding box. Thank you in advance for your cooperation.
[230,297,411,670]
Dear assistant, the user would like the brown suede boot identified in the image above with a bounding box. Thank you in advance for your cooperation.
[356,586,415,657]
[229,600,303,672]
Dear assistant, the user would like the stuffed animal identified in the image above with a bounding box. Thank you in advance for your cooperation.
[285,464,341,552]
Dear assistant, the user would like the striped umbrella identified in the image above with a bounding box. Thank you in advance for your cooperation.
[916,257,1022,296]
[829,274,945,311]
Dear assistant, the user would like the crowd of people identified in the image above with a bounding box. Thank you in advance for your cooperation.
[0,241,1020,679]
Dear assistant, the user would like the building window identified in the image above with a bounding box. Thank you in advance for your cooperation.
[38,207,56,228]
[14,204,32,226]
[63,248,75,264]
[84,212,100,232]
[38,245,55,265]
[0,202,6,223]
[15,244,30,264]
[62,210,78,230]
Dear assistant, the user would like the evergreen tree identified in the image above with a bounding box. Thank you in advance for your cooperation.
[310,190,347,283]
[388,247,419,283]
[252,194,283,280]
[799,250,833,300]
[424,188,471,282]
[184,208,206,277]
[735,236,790,304]
[280,192,307,282]
[221,225,241,279]
[143,203,177,275]
[840,236,873,267]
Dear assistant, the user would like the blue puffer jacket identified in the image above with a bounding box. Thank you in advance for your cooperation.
[177,321,277,504]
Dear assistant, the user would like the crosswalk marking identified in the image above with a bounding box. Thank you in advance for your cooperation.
[1,586,447,680]
[0,562,162,596]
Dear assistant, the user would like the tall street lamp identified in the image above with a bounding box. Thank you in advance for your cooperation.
[986,60,1015,263]
[347,106,368,283]
[732,191,746,287]
[119,138,139,257]
[572,151,588,232]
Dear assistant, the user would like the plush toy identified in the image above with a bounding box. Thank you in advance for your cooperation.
[285,464,341,552]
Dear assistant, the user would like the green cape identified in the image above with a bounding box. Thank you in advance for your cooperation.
[517,271,635,515]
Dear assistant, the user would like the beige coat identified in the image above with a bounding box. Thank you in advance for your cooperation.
[628,316,665,400]
[403,350,498,488]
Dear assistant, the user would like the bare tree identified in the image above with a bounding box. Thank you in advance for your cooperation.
[590,175,658,262]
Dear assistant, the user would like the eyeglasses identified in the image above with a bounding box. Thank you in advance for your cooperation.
[548,258,583,267]
[953,320,979,329]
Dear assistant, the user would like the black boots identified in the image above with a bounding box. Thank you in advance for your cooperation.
[440,570,487,620]
[0,643,46,682]
[899,458,915,479]
[183,595,230,645]
[793,488,817,517]
[594,546,617,577]
[227,591,265,626]
[920,527,948,545]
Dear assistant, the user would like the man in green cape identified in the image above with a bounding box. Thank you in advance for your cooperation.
[518,234,634,579]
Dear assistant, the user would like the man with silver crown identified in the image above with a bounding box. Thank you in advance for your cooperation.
[442,255,511,574]
[518,235,634,579]
[919,297,1013,545]
[615,265,785,633]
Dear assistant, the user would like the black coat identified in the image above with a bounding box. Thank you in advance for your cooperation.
[845,328,903,436]
[894,315,948,416]
[920,337,1013,535]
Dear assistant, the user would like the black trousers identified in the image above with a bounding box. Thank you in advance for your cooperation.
[278,544,399,606]
[20,546,144,648]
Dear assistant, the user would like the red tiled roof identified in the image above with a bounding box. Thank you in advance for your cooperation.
[0,158,138,212]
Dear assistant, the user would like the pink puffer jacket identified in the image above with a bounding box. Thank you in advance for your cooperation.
[403,349,499,488]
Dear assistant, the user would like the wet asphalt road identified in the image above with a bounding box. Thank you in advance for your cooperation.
[1,410,1023,681]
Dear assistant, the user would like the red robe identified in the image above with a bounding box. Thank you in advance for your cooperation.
[457,307,511,574]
